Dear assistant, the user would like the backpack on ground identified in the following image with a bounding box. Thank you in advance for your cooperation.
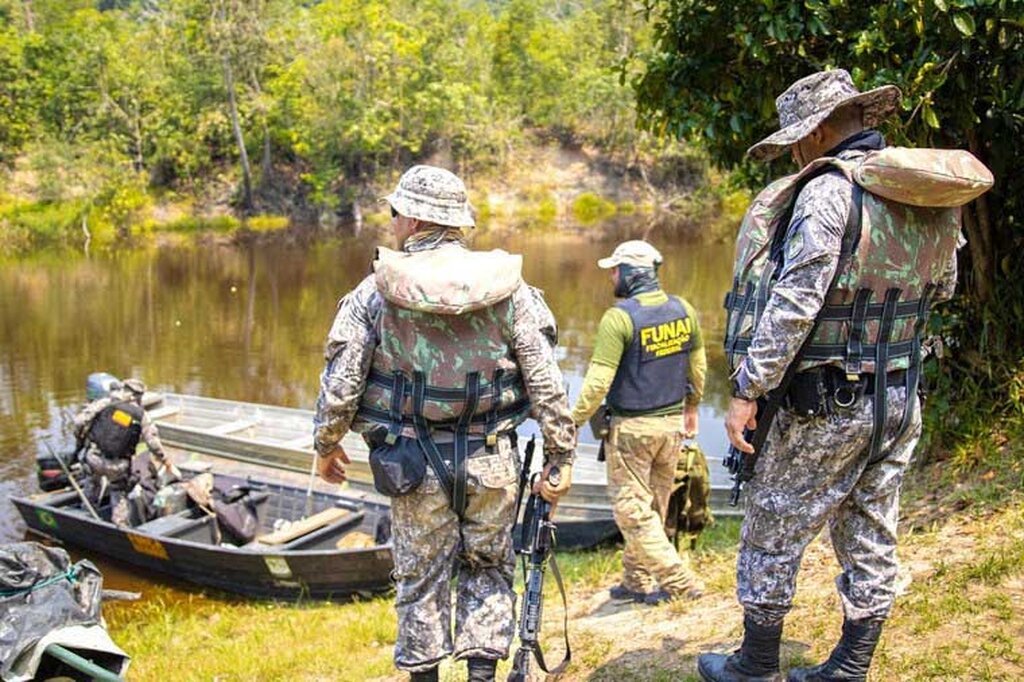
[665,442,713,551]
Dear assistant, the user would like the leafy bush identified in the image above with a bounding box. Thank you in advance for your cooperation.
[572,192,617,225]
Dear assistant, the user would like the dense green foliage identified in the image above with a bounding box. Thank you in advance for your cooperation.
[0,0,647,211]
[633,0,1024,461]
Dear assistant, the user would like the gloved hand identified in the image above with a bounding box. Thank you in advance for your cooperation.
[534,463,572,505]
[317,445,350,483]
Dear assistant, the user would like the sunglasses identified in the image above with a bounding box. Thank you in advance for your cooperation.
[390,206,399,219]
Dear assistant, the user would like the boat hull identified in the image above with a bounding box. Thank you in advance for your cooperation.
[12,487,394,601]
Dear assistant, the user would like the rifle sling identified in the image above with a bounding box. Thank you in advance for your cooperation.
[531,551,571,675]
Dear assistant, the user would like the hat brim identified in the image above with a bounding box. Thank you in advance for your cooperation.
[383,192,476,228]
[747,84,902,162]
[597,256,619,269]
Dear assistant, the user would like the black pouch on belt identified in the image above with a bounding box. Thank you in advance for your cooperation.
[368,434,427,497]
[786,370,832,418]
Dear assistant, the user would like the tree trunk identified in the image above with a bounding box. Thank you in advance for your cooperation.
[132,101,145,173]
[22,1,34,32]
[223,55,253,212]
[261,120,272,180]
[966,131,994,303]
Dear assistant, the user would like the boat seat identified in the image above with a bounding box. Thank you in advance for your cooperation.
[134,509,211,537]
[272,510,367,551]
[146,404,181,420]
[255,507,354,546]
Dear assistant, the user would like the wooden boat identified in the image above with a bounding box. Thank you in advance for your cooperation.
[143,392,740,550]
[13,469,395,600]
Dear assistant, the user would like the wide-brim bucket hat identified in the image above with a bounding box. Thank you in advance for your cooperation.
[384,165,476,228]
[748,69,902,162]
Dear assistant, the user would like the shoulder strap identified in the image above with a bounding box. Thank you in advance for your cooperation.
[746,182,864,456]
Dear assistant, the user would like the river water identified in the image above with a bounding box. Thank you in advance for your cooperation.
[0,228,735,586]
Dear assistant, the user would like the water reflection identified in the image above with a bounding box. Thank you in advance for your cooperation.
[0,229,735,551]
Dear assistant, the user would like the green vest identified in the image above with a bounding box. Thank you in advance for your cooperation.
[724,147,990,377]
[356,244,531,439]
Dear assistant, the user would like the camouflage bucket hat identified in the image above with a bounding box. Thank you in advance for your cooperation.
[748,69,902,162]
[122,378,146,395]
[384,165,475,228]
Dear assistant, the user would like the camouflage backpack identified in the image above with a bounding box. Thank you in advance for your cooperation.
[723,147,992,451]
[665,442,712,551]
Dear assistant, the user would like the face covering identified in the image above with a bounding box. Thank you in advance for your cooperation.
[403,226,466,253]
[614,264,661,298]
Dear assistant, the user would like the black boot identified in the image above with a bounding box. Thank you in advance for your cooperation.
[697,616,784,682]
[787,618,883,681]
[410,667,438,682]
[467,657,498,682]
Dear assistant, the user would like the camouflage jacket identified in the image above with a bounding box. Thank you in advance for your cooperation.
[732,158,960,401]
[72,390,166,462]
[314,242,576,467]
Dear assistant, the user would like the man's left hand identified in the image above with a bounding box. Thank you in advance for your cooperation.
[726,397,758,454]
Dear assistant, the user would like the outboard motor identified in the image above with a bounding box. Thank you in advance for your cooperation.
[36,453,72,492]
[86,372,121,401]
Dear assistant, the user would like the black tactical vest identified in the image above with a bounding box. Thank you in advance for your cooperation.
[88,401,144,460]
[608,295,693,414]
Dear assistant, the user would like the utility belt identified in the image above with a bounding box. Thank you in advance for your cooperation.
[364,369,520,519]
[785,365,908,418]
[365,427,508,462]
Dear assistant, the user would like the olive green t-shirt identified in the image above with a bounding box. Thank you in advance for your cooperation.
[570,290,706,425]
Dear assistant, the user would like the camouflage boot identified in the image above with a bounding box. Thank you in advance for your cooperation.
[410,668,438,682]
[787,619,883,682]
[467,657,498,682]
[697,616,784,682]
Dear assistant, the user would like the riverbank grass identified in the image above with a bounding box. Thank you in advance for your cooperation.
[103,453,1024,680]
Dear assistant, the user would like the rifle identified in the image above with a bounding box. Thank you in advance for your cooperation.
[508,465,571,682]
[723,397,769,506]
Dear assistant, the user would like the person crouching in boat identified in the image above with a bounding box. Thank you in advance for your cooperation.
[72,378,179,527]
[313,165,576,682]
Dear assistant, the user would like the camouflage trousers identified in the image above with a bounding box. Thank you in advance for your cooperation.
[606,414,702,594]
[83,450,132,527]
[390,435,520,672]
[738,386,921,626]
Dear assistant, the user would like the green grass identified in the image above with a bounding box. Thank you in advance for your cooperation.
[571,192,616,225]
[244,214,290,232]
[106,589,396,680]
[159,215,241,234]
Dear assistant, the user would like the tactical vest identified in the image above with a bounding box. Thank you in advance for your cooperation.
[723,146,992,457]
[608,295,693,414]
[355,244,532,516]
[88,400,144,460]
[724,147,992,377]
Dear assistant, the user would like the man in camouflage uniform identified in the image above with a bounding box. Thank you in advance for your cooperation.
[571,240,705,605]
[73,378,174,527]
[698,71,962,682]
[313,165,575,682]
